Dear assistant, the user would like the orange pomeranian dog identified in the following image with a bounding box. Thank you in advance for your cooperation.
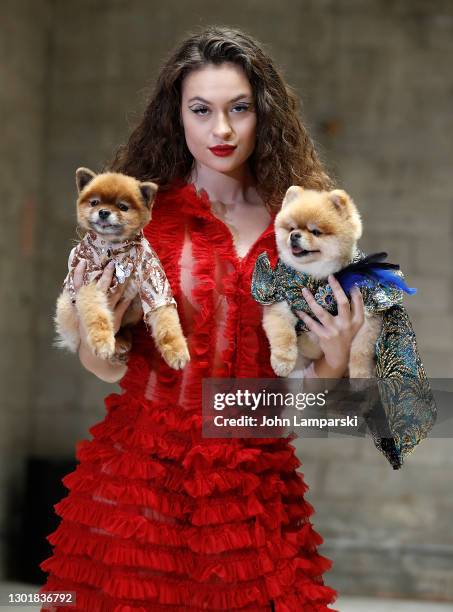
[263,186,382,378]
[54,167,190,369]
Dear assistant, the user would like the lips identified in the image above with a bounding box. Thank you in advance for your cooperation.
[209,145,237,157]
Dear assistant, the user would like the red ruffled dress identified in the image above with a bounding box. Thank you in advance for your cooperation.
[39,183,338,612]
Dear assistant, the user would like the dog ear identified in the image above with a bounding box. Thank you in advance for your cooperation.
[329,189,350,212]
[139,181,159,209]
[330,189,362,238]
[76,168,97,193]
[281,185,304,208]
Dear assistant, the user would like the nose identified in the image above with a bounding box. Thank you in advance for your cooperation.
[290,231,301,245]
[213,111,233,140]
[98,209,111,220]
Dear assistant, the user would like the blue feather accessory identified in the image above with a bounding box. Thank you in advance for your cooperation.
[334,252,417,296]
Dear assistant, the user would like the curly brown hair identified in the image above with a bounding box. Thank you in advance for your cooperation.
[108,25,334,210]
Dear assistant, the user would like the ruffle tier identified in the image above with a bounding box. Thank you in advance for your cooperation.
[40,393,337,611]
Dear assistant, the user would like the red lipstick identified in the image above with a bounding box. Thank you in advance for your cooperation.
[209,145,237,157]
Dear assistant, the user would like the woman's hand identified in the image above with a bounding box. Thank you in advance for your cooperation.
[295,274,365,377]
[73,259,133,339]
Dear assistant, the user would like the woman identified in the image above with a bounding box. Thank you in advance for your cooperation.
[40,26,365,611]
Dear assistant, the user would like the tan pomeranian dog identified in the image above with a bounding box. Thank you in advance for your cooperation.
[54,167,190,369]
[263,185,382,378]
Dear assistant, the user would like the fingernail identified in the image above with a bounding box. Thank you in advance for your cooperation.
[108,260,115,267]
[302,287,308,295]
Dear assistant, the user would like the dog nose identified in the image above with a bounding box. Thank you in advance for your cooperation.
[290,231,301,243]
[98,209,110,220]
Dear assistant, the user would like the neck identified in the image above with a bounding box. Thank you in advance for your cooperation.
[189,162,257,206]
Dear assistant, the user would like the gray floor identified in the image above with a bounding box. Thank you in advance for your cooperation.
[335,596,453,611]
[1,583,452,611]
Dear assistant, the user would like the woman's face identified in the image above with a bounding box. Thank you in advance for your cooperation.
[180,62,257,177]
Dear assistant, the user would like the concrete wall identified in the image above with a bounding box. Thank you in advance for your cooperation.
[0,0,52,579]
[1,0,452,600]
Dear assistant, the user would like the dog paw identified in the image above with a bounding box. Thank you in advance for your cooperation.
[89,334,116,360]
[160,337,191,370]
[271,352,296,377]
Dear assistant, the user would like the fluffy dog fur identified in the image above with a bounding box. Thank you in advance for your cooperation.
[263,185,382,377]
[54,168,190,369]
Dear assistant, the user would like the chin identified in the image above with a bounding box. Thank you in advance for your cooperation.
[78,217,128,242]
[208,159,240,175]
[279,248,341,280]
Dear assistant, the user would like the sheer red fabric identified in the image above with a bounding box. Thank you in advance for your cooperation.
[39,183,338,611]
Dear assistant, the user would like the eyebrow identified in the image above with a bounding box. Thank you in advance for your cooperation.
[187,94,251,104]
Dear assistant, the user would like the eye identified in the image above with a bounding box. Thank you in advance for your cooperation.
[310,228,322,237]
[117,202,129,212]
[191,106,209,116]
[89,198,100,207]
[288,225,298,232]
[231,103,250,113]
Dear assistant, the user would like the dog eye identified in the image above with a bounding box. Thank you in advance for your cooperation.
[310,228,322,236]
[118,202,129,212]
[89,198,100,207]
